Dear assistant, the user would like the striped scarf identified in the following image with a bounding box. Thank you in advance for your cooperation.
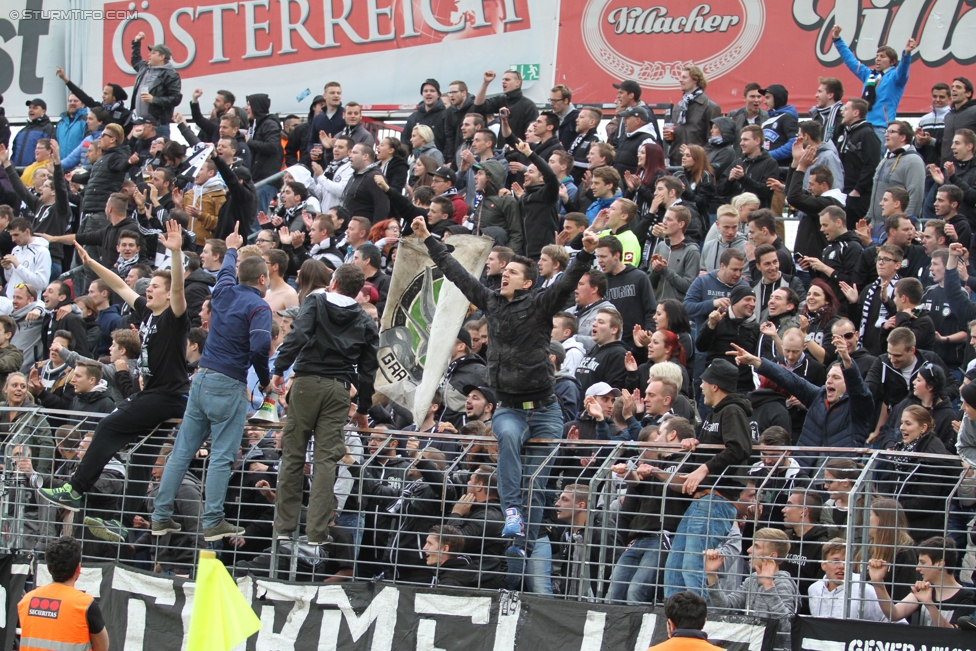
[859,275,898,338]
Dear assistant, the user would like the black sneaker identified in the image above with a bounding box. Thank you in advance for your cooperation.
[85,517,129,543]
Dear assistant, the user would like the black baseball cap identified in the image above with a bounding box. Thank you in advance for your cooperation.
[432,166,457,185]
[463,384,497,407]
[613,80,642,100]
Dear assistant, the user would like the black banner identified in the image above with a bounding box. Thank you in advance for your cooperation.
[793,616,976,651]
[54,563,777,651]
[0,554,30,651]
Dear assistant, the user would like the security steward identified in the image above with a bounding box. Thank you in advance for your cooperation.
[17,536,109,651]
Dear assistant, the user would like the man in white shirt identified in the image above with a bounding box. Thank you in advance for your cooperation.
[3,218,51,299]
[808,538,888,621]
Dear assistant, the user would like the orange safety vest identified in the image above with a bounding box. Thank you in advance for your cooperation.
[17,582,94,651]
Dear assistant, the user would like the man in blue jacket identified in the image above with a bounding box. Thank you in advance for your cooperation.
[832,25,917,141]
[728,335,874,466]
[150,224,273,542]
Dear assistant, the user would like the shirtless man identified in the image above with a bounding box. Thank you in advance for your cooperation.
[262,248,298,317]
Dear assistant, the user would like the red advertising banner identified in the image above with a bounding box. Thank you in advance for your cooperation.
[555,0,976,115]
[99,0,532,92]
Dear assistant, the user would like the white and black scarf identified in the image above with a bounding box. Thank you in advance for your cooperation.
[676,88,703,125]
[859,275,899,339]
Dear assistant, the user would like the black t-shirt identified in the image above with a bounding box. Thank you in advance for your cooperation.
[920,587,976,626]
[133,296,190,395]
[86,600,105,634]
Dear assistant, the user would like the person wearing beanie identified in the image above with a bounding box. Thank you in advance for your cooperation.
[662,357,753,598]
[441,328,489,427]
[696,283,759,393]
[759,84,799,163]
[402,78,448,156]
[883,361,958,449]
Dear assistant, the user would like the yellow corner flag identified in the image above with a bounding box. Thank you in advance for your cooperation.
[187,550,262,651]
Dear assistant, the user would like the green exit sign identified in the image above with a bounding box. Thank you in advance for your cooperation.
[511,64,540,81]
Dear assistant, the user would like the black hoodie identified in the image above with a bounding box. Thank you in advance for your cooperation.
[707,117,737,193]
[574,340,629,394]
[403,98,448,154]
[942,99,976,164]
[696,392,753,495]
[245,93,283,182]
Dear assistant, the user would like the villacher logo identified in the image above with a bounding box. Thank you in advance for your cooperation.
[28,597,62,619]
[581,0,765,90]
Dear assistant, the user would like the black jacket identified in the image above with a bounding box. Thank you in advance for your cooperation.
[189,101,223,145]
[403,99,448,154]
[184,268,216,327]
[883,394,958,450]
[942,99,976,164]
[518,152,559,259]
[424,236,596,402]
[444,94,475,165]
[473,88,539,141]
[273,291,379,414]
[574,340,629,395]
[785,167,842,258]
[244,94,283,182]
[815,230,862,300]
[707,117,737,203]
[838,120,882,195]
[567,128,600,184]
[65,80,131,131]
[874,433,962,541]
[43,301,91,360]
[129,40,182,126]
[7,161,70,262]
[213,155,257,237]
[695,393,753,495]
[342,163,390,223]
[717,150,779,208]
[380,156,409,195]
[866,349,960,410]
[445,501,506,589]
[81,144,132,214]
[696,312,760,392]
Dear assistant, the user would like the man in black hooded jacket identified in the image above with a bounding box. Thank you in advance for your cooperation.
[246,94,283,214]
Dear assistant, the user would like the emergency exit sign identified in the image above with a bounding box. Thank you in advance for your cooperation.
[511,64,540,81]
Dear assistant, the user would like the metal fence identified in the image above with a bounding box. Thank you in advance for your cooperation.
[1,406,972,619]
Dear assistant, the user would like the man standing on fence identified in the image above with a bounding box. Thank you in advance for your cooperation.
[149,224,273,542]
[270,263,378,545]
[37,221,189,522]
[411,212,599,579]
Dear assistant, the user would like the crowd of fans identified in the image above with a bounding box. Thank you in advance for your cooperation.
[3,26,976,642]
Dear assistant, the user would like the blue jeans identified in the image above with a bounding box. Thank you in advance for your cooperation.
[156,124,171,139]
[526,535,553,595]
[256,184,277,227]
[492,400,563,542]
[152,368,248,529]
[663,493,736,597]
[873,125,887,143]
[335,510,364,560]
[610,535,665,604]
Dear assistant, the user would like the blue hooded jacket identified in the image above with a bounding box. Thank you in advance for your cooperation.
[835,37,911,128]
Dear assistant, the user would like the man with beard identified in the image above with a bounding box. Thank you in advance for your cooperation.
[696,284,759,393]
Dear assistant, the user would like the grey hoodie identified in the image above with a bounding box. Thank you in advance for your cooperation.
[12,299,46,371]
[956,414,976,468]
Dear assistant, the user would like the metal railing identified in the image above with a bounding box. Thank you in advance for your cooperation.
[1,406,972,618]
